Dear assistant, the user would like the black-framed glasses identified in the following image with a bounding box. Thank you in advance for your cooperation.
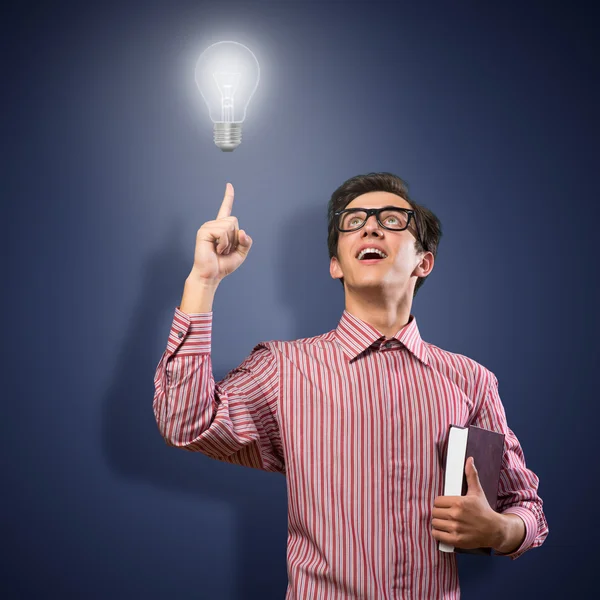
[334,206,418,237]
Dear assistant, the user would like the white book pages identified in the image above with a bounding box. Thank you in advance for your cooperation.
[439,426,469,553]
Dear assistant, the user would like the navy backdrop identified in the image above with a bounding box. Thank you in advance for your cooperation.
[4,0,598,598]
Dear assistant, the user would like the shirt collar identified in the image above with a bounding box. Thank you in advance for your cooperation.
[335,310,430,366]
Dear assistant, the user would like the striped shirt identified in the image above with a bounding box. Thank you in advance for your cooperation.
[153,307,548,599]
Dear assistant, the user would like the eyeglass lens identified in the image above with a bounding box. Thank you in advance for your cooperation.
[338,208,409,231]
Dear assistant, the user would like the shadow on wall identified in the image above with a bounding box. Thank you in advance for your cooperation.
[276,200,344,339]
[101,216,287,600]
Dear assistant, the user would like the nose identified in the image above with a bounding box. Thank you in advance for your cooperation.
[361,214,384,236]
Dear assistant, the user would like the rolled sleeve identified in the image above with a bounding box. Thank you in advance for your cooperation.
[471,371,549,558]
[153,307,285,475]
[497,507,539,559]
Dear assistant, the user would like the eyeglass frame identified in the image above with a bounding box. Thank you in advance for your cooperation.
[334,205,422,244]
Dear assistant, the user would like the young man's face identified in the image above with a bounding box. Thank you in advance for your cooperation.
[330,191,433,295]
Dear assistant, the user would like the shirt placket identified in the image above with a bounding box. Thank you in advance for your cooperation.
[373,342,396,599]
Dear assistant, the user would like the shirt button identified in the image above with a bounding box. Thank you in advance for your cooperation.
[177,331,184,339]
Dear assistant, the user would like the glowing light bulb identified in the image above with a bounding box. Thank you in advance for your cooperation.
[195,41,260,152]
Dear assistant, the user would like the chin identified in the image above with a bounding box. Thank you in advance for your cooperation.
[349,278,386,290]
[350,274,404,290]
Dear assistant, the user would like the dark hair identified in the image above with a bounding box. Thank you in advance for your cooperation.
[327,172,442,297]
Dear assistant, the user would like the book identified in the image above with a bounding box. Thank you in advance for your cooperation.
[439,424,505,555]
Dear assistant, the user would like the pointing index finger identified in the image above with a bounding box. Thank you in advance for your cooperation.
[217,183,235,219]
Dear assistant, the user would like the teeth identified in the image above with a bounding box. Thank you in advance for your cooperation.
[358,248,388,260]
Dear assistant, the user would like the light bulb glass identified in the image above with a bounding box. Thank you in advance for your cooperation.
[195,41,260,152]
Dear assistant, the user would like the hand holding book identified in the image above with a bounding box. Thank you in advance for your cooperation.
[432,456,505,553]
[433,424,506,554]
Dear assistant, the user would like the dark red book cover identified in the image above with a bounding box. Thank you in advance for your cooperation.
[447,424,505,556]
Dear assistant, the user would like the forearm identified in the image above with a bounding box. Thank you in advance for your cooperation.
[180,272,219,314]
[492,512,526,555]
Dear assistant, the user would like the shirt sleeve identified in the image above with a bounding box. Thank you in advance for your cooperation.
[152,307,285,475]
[471,372,549,559]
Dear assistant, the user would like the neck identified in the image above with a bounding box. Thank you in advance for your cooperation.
[344,284,413,338]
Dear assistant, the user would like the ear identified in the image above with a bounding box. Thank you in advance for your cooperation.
[330,255,344,280]
[413,251,434,278]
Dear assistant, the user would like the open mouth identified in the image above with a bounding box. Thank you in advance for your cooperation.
[356,248,388,262]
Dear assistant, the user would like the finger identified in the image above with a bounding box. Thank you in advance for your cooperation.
[432,529,456,545]
[211,223,232,253]
[433,495,460,508]
[226,219,241,253]
[216,182,235,220]
[228,230,238,254]
[224,228,237,254]
[215,231,229,254]
[219,234,233,254]
[431,507,454,520]
[214,236,224,254]
[228,226,238,252]
[432,518,455,533]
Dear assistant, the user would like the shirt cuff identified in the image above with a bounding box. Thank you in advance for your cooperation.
[166,307,213,356]
[496,507,538,559]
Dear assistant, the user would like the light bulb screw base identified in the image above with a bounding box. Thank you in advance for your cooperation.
[214,122,242,152]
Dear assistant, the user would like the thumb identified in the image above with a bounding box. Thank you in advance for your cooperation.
[237,230,253,251]
[465,456,483,495]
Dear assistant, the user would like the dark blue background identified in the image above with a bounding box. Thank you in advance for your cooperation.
[4,0,598,598]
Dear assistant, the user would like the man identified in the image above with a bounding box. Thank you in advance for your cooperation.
[153,172,548,599]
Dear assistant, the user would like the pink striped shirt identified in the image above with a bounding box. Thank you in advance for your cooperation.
[153,307,548,599]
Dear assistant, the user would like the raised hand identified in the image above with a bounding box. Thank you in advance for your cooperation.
[189,183,253,283]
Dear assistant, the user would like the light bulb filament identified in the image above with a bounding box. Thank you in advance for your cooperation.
[213,71,240,123]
